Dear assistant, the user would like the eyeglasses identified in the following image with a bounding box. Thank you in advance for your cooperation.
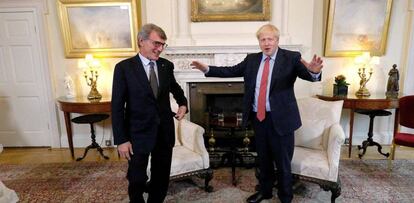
[147,39,168,49]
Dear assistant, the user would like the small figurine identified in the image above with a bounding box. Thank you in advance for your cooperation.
[386,64,399,99]
[64,73,75,98]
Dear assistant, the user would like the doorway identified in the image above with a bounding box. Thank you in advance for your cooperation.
[0,10,52,146]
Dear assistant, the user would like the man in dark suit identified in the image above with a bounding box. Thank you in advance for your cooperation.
[191,24,323,203]
[112,23,187,203]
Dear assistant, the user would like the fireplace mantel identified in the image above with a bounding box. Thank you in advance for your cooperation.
[163,44,303,94]
[164,44,303,70]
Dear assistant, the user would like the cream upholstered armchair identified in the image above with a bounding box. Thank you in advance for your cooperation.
[0,145,19,203]
[169,118,213,191]
[292,97,345,202]
[147,99,213,192]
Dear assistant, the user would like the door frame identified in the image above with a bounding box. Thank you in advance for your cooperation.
[0,0,60,147]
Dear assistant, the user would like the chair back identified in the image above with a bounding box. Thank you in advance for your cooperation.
[296,97,344,149]
[399,95,414,129]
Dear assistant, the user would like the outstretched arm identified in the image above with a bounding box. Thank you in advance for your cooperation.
[191,61,209,73]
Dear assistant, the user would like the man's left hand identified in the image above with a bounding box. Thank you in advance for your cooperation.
[301,54,323,73]
[175,105,187,120]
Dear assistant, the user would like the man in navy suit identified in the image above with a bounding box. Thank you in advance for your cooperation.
[112,23,187,203]
[191,24,323,203]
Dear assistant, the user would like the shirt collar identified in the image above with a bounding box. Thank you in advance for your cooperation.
[138,53,154,66]
[261,48,278,62]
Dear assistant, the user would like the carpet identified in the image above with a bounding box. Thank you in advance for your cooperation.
[1,160,414,202]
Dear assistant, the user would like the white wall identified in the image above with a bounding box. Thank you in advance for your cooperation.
[2,0,410,148]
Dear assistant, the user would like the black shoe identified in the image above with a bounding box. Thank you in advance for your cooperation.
[246,192,272,203]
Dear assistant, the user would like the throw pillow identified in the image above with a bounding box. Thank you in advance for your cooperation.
[294,119,325,150]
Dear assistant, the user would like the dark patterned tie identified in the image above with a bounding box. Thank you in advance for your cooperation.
[149,61,158,98]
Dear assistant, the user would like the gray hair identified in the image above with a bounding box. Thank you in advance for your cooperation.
[137,23,167,42]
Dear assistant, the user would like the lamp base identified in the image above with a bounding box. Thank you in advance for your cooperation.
[355,87,370,97]
[87,87,102,102]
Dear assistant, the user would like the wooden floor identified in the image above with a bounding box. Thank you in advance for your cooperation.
[1,145,413,164]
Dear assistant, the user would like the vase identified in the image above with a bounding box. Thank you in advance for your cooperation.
[333,84,348,96]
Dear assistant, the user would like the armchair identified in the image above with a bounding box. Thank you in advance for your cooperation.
[147,99,213,192]
[0,145,19,203]
[388,95,414,170]
[292,97,345,202]
[169,118,213,191]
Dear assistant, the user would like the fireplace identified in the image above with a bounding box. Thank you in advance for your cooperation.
[189,82,244,128]
[163,45,302,166]
[189,81,256,150]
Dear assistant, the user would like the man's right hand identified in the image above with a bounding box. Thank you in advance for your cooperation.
[190,61,208,73]
[118,141,134,160]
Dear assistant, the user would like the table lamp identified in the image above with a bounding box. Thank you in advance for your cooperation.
[354,52,379,97]
[78,54,102,101]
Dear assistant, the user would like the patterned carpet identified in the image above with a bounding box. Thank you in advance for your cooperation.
[1,159,413,202]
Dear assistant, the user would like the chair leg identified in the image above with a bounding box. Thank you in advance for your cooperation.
[330,178,341,203]
[388,142,396,170]
[391,142,396,160]
[203,168,214,192]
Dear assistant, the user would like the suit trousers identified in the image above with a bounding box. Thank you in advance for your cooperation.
[253,112,294,203]
[127,132,173,203]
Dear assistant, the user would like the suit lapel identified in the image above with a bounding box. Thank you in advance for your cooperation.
[270,49,285,92]
[156,60,167,97]
[131,55,153,93]
[251,53,262,83]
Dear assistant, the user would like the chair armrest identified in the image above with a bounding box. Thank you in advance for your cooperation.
[327,123,345,180]
[178,119,210,168]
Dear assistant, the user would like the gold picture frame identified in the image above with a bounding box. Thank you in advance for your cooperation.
[191,0,270,22]
[57,0,141,58]
[324,0,392,57]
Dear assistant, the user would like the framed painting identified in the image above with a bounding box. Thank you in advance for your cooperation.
[57,0,141,58]
[324,0,393,57]
[191,0,270,22]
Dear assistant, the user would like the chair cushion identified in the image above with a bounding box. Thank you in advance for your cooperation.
[394,132,414,147]
[170,146,205,176]
[292,147,332,181]
[174,119,181,147]
[295,119,325,150]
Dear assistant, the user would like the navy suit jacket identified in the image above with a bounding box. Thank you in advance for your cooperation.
[111,55,187,153]
[206,48,321,135]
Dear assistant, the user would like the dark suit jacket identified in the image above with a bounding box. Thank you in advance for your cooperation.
[206,48,321,135]
[111,55,187,153]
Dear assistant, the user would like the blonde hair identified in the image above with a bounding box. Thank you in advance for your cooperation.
[256,24,280,39]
